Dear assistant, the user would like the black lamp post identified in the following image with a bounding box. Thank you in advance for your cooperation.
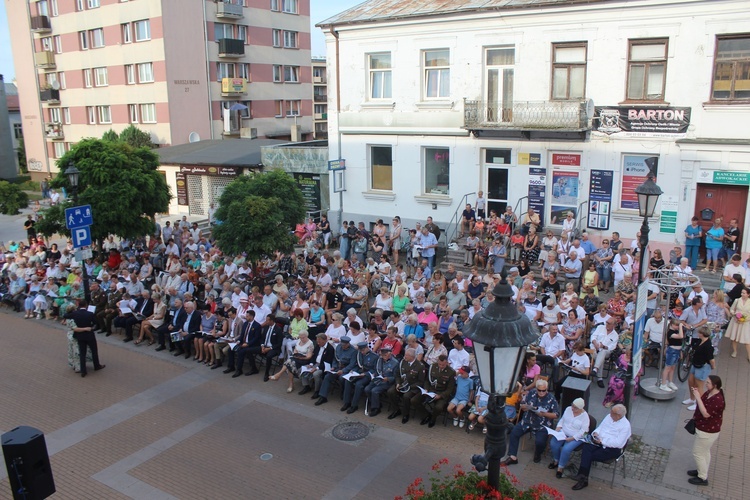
[64,162,90,302]
[626,169,663,414]
[464,271,538,490]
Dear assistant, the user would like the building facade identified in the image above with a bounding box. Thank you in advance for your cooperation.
[7,0,313,179]
[0,77,20,178]
[312,57,328,139]
[319,0,750,257]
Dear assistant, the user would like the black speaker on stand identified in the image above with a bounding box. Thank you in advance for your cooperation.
[560,376,591,413]
[2,426,56,500]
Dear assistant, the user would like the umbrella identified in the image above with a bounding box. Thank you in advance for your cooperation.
[229,103,248,111]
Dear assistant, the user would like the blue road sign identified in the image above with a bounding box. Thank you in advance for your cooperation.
[72,226,92,249]
[65,205,93,230]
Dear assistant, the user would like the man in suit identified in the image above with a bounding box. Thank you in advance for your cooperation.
[299,332,336,397]
[123,290,154,342]
[387,347,426,424]
[315,336,357,406]
[247,314,283,380]
[155,298,185,352]
[63,299,105,377]
[175,301,201,358]
[225,309,261,377]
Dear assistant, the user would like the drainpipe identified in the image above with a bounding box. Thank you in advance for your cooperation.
[330,27,343,227]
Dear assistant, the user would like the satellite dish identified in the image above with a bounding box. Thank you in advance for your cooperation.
[188,132,200,143]
[50,81,60,90]
[584,98,595,119]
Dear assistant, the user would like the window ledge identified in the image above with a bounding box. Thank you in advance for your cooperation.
[414,194,452,206]
[617,100,670,106]
[415,101,454,110]
[361,101,396,110]
[702,102,750,111]
[362,190,396,201]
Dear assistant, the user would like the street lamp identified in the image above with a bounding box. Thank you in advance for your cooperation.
[464,271,538,490]
[64,162,90,302]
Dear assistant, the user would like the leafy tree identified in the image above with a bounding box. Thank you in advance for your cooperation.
[0,181,29,214]
[36,139,170,244]
[16,137,27,173]
[119,125,157,149]
[212,169,305,259]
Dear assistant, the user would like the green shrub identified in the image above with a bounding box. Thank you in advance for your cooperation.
[0,181,30,214]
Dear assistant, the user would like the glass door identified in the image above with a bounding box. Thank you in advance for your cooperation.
[484,149,512,217]
[485,48,515,123]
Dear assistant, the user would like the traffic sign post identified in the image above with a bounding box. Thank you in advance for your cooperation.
[72,226,92,249]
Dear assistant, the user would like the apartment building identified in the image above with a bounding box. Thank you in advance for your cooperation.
[319,0,750,257]
[8,0,313,180]
[312,57,327,139]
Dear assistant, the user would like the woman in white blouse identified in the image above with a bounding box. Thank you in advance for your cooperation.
[548,397,590,478]
[374,287,393,311]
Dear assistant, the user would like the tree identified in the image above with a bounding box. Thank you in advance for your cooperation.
[16,137,27,173]
[212,169,306,259]
[119,125,157,149]
[0,181,29,214]
[36,139,170,243]
[101,129,119,142]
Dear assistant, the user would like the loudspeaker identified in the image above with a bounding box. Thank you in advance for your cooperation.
[560,376,591,412]
[2,426,56,500]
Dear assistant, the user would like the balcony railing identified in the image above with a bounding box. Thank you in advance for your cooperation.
[463,99,589,131]
[34,51,56,69]
[31,15,51,33]
[45,122,64,140]
[40,88,60,103]
[313,75,327,84]
[216,2,244,18]
[218,38,245,57]
[221,77,248,96]
[313,94,328,102]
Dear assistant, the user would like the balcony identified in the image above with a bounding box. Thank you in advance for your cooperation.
[314,113,323,120]
[218,38,244,58]
[221,77,248,97]
[31,15,52,33]
[34,51,56,70]
[313,94,328,103]
[45,122,64,140]
[463,99,590,139]
[216,2,244,19]
[40,88,60,104]
[313,75,326,84]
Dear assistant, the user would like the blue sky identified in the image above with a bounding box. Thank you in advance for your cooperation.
[0,0,363,80]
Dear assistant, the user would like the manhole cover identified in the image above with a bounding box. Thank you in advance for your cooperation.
[259,453,273,461]
[331,422,369,442]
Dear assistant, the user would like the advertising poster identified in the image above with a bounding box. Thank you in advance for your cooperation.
[550,170,579,224]
[621,155,658,210]
[594,106,691,138]
[588,170,613,231]
[175,172,188,206]
[528,167,546,228]
[660,195,678,234]
[294,173,322,213]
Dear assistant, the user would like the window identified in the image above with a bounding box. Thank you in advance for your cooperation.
[58,72,66,89]
[97,105,112,124]
[129,104,139,123]
[90,28,105,48]
[94,67,108,87]
[238,63,249,79]
[370,146,392,191]
[37,0,49,16]
[551,42,587,99]
[79,31,89,50]
[63,107,70,124]
[282,0,297,14]
[285,100,300,116]
[485,47,515,122]
[134,20,150,42]
[41,37,53,52]
[368,52,392,99]
[712,35,750,101]
[125,64,135,84]
[237,26,247,44]
[239,101,251,119]
[283,31,298,48]
[283,65,299,83]
[54,35,62,54]
[87,0,100,8]
[137,62,154,83]
[272,29,281,47]
[424,147,450,195]
[140,104,156,123]
[217,62,234,81]
[424,49,450,99]
[13,123,23,139]
[83,69,92,88]
[122,23,132,44]
[215,23,233,41]
[626,39,667,101]
[274,100,283,117]
[76,0,84,11]
[273,65,282,82]
[50,0,58,16]
[271,0,279,11]
[54,142,66,159]
[46,73,58,89]
[87,106,96,124]
[49,108,61,123]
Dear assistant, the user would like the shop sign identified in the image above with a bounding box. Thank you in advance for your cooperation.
[594,106,690,137]
[587,170,613,231]
[518,153,541,166]
[528,167,546,227]
[179,165,240,177]
[697,170,750,186]
[176,172,188,206]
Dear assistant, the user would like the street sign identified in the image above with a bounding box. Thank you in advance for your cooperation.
[75,248,93,261]
[328,159,346,171]
[72,226,92,249]
[632,280,650,378]
[65,205,94,230]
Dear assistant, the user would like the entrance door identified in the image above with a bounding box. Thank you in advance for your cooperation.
[484,149,512,217]
[694,183,748,254]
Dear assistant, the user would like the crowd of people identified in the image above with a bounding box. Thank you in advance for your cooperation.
[1,200,741,490]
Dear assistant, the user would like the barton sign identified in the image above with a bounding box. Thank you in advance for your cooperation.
[594,106,691,137]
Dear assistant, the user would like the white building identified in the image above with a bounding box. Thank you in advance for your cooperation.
[318,0,750,257]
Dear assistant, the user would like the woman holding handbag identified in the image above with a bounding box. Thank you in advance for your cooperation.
[687,375,725,486]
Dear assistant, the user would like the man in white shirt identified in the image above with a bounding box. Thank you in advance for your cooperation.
[562,251,582,292]
[646,280,660,317]
[231,286,248,309]
[536,324,566,384]
[560,296,586,320]
[572,404,632,491]
[251,294,273,327]
[644,309,665,345]
[386,311,405,337]
[448,336,470,371]
[570,239,585,262]
[723,254,746,292]
[685,283,709,307]
[590,319,619,387]
[541,298,562,329]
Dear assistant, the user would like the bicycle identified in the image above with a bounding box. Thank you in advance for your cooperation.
[677,335,694,382]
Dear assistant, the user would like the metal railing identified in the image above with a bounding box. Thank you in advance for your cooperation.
[513,196,528,232]
[216,2,244,18]
[30,15,51,32]
[40,88,60,103]
[446,192,476,245]
[464,99,589,130]
[576,200,589,237]
[218,38,245,57]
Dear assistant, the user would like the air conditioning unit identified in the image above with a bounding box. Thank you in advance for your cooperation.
[240,127,258,139]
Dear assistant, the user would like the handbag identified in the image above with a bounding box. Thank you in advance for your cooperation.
[684,418,696,435]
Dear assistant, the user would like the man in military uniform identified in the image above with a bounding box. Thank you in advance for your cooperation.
[98,281,122,335]
[418,354,456,428]
[364,346,398,417]
[63,299,105,377]
[314,336,357,406]
[387,347,426,424]
[88,282,107,331]
[341,341,378,414]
